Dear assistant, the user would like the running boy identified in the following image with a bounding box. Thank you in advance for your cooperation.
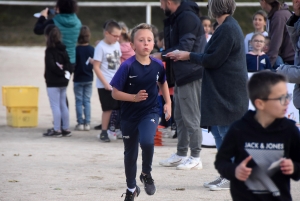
[110,23,171,200]
[93,20,122,142]
[215,71,300,200]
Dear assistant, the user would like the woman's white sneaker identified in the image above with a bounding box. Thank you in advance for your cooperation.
[176,156,203,170]
[159,153,187,167]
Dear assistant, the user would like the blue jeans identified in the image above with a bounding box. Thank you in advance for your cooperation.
[47,87,69,131]
[73,82,92,124]
[211,125,230,150]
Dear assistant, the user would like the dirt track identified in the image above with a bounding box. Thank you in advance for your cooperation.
[0,47,299,201]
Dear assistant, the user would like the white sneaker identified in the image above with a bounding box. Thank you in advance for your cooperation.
[75,124,84,131]
[176,156,203,170]
[84,124,90,131]
[209,178,230,191]
[107,130,117,140]
[159,153,187,167]
[203,176,223,188]
[115,129,122,139]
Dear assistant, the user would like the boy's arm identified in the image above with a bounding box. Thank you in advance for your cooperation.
[112,88,148,102]
[285,126,300,180]
[214,126,239,181]
[157,82,171,121]
[93,60,111,91]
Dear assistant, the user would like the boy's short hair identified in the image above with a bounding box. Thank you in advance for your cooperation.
[248,71,287,107]
[103,20,121,33]
[78,25,91,44]
[130,23,153,43]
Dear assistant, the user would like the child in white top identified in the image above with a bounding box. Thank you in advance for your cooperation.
[244,10,268,53]
[200,16,212,42]
[93,20,122,142]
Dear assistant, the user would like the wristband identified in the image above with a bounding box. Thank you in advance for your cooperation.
[133,94,137,102]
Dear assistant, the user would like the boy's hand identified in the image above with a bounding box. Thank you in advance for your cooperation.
[135,90,148,102]
[163,103,171,121]
[235,156,252,181]
[104,83,112,91]
[280,158,294,175]
[40,8,48,18]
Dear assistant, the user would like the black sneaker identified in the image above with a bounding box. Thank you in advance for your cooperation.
[61,129,72,137]
[43,129,62,138]
[100,131,110,142]
[121,186,140,201]
[140,173,156,195]
[94,124,102,130]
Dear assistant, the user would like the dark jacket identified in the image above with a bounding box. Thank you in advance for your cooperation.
[45,42,72,87]
[34,14,81,64]
[190,16,249,126]
[161,1,206,87]
[73,45,94,82]
[246,53,272,72]
[267,3,294,66]
[215,110,300,201]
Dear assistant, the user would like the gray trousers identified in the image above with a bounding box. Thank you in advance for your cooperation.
[47,87,69,131]
[174,79,202,157]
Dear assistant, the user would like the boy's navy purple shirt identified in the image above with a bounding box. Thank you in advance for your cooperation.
[110,56,166,121]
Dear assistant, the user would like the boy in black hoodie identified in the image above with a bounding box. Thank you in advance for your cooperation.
[215,71,300,201]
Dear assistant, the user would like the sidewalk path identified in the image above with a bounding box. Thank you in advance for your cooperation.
[0,47,299,201]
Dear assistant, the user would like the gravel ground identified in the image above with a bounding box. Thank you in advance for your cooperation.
[0,47,299,201]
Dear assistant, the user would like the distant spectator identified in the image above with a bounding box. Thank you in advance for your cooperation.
[260,0,294,66]
[73,25,94,131]
[34,0,82,66]
[246,33,272,72]
[200,16,212,41]
[244,10,268,53]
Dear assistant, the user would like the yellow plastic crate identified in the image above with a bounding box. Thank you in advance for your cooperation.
[2,86,39,107]
[6,107,38,127]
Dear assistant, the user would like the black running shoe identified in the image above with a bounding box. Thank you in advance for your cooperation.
[121,186,140,201]
[94,124,102,130]
[43,129,62,137]
[61,129,72,137]
[140,173,156,195]
[100,131,110,142]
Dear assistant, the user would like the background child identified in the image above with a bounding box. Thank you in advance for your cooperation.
[93,20,122,142]
[244,10,268,53]
[246,33,272,72]
[215,71,300,200]
[263,36,284,68]
[107,21,135,139]
[200,16,212,42]
[73,25,94,131]
[110,23,171,200]
[43,25,72,137]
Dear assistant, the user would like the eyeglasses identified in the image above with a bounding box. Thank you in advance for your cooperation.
[261,93,292,105]
[253,40,265,43]
[108,32,120,38]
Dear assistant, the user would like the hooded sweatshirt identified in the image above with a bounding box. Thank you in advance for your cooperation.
[45,42,72,87]
[53,14,81,64]
[34,13,81,64]
[267,3,294,66]
[215,110,300,201]
[246,52,272,72]
[161,1,206,87]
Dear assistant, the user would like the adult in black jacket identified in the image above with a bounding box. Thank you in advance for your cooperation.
[156,0,207,171]
[166,0,249,190]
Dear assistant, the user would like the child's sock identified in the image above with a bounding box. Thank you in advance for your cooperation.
[128,187,136,193]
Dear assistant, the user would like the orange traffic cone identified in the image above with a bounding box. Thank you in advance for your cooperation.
[154,129,163,146]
